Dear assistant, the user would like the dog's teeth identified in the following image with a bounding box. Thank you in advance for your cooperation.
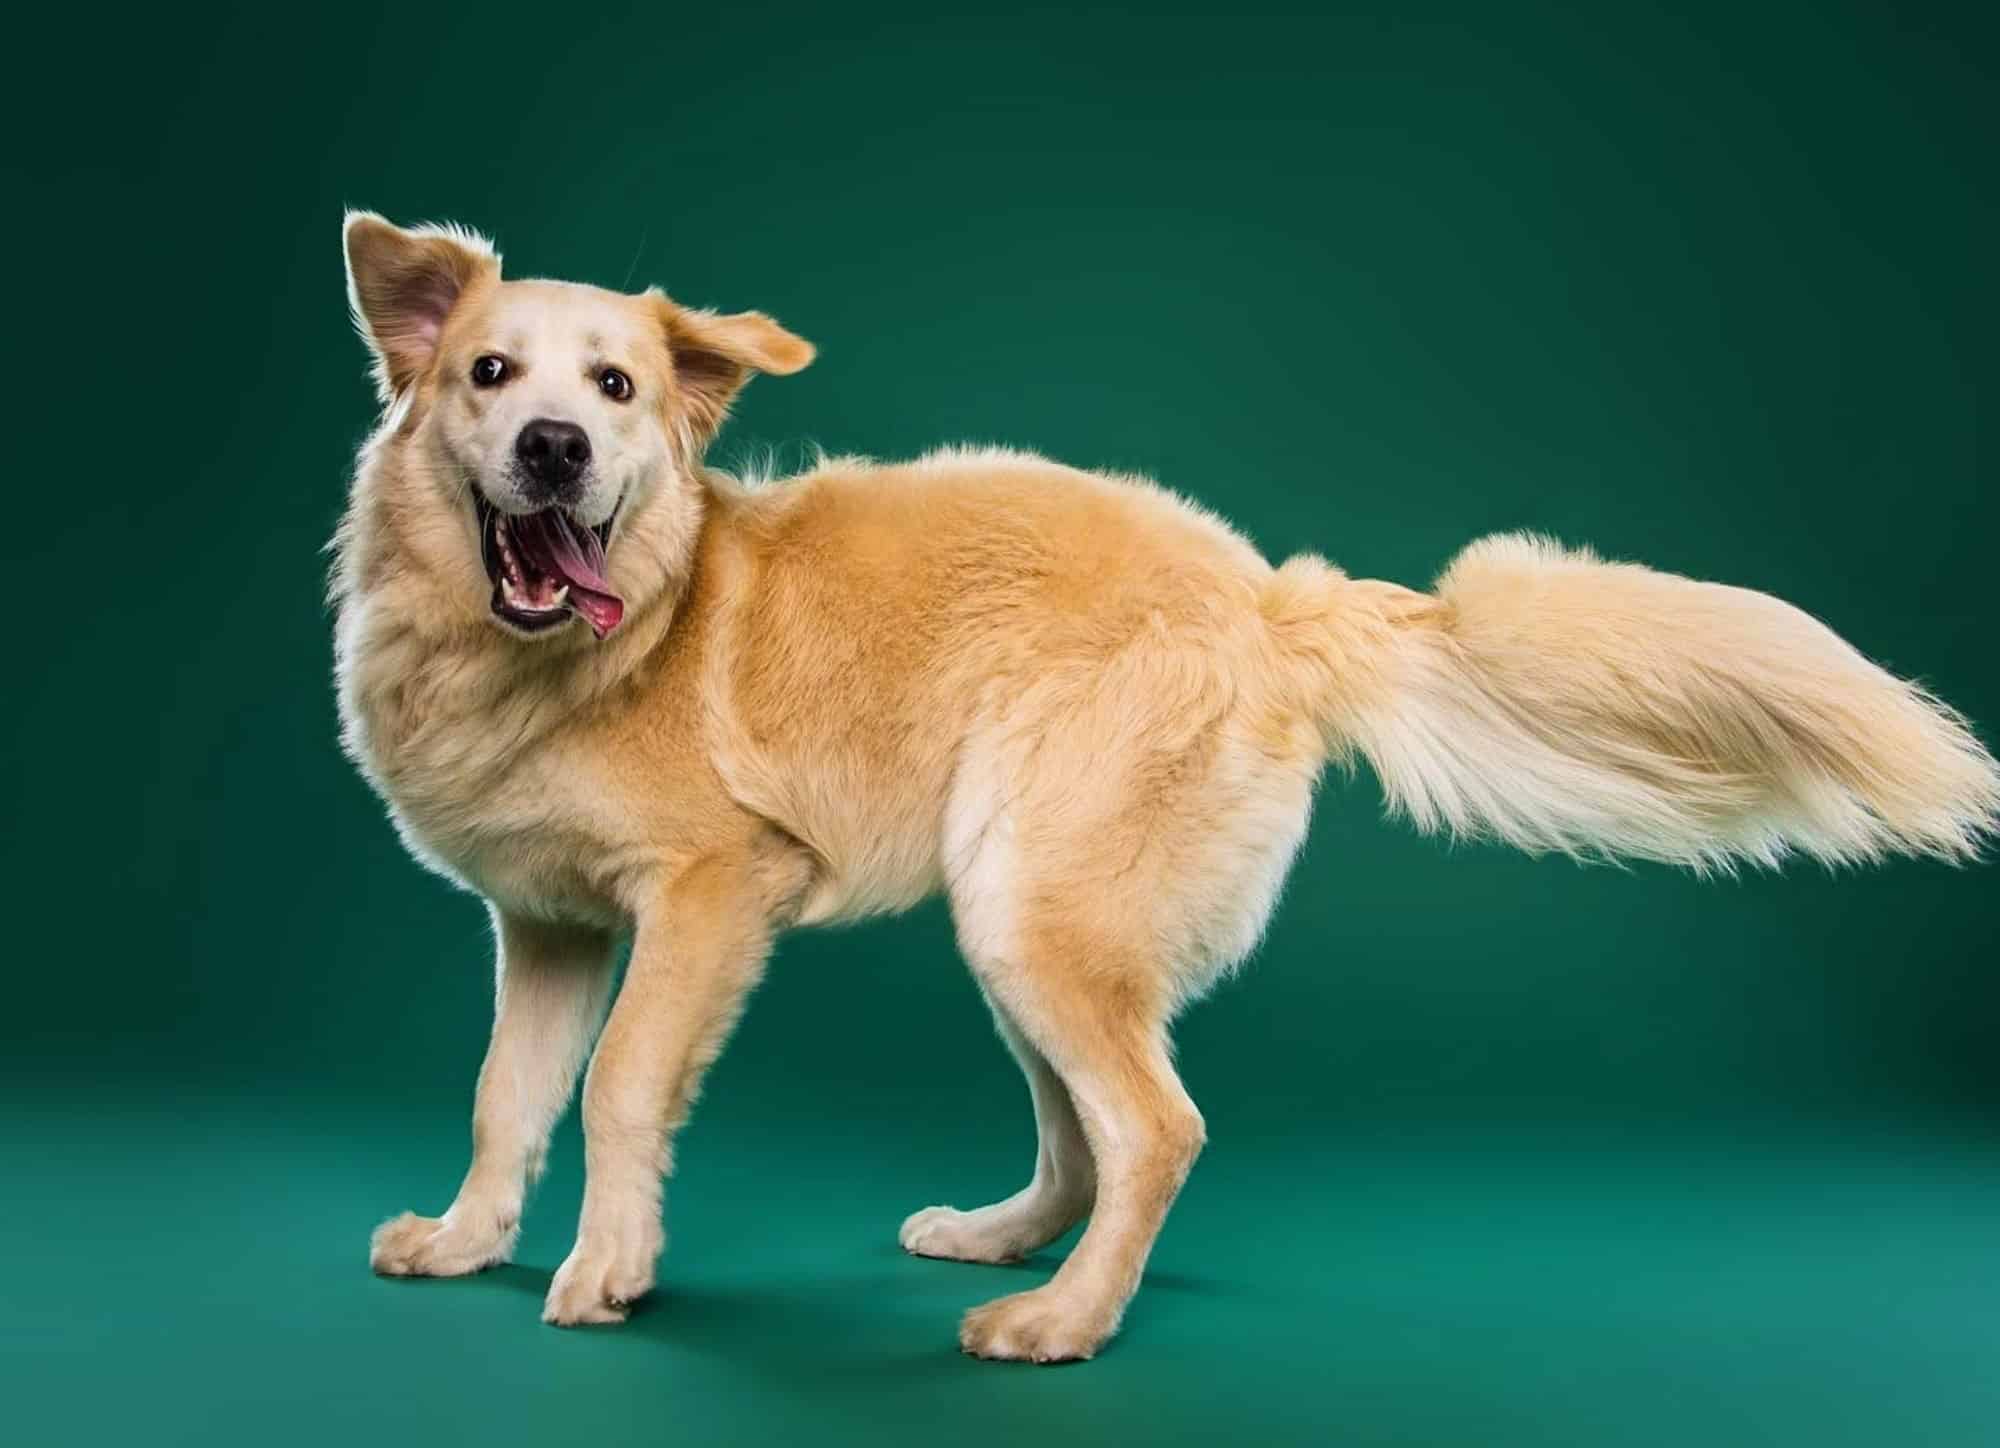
[551,585,569,606]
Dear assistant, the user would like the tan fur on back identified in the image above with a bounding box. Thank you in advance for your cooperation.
[335,217,1999,1362]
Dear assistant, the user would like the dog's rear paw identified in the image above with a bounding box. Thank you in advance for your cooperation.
[901,1193,1087,1264]
[900,1204,1030,1264]
[369,1210,513,1278]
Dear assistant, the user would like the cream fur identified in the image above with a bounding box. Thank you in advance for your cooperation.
[336,216,2000,1363]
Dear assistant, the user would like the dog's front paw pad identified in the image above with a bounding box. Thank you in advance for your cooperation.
[370,1211,512,1278]
[542,1248,653,1327]
[959,1287,1111,1363]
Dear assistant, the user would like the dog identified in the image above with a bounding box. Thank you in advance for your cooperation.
[334,212,1999,1362]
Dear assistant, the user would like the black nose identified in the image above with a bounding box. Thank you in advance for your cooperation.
[514,419,591,497]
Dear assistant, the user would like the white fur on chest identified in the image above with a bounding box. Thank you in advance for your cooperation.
[385,775,628,929]
[338,630,634,931]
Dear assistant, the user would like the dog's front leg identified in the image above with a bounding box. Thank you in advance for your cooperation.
[542,854,776,1326]
[372,911,617,1278]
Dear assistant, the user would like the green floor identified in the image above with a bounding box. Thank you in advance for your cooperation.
[16,1087,2000,1448]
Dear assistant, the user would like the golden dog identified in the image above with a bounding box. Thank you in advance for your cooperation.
[335,213,1999,1361]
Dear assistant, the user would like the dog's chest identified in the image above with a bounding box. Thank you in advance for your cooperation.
[346,680,630,929]
[384,760,627,928]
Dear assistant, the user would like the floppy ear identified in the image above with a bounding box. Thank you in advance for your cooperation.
[343,211,500,402]
[655,296,815,446]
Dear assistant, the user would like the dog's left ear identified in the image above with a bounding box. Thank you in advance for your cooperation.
[343,211,500,402]
[655,295,814,446]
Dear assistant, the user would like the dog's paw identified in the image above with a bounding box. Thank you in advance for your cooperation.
[541,1233,658,1327]
[959,1286,1114,1363]
[369,1210,513,1278]
[900,1204,1032,1264]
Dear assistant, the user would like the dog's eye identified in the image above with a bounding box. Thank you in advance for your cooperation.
[471,355,508,387]
[598,368,633,403]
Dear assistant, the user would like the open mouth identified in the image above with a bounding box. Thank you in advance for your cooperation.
[474,492,625,639]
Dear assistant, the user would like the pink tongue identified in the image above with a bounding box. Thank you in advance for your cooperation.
[513,511,626,638]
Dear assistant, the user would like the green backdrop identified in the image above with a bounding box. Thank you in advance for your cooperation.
[9,3,1998,1444]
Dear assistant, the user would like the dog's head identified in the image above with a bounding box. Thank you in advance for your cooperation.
[342,213,812,641]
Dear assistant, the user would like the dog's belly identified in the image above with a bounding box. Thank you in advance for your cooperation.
[712,740,949,928]
[790,831,946,927]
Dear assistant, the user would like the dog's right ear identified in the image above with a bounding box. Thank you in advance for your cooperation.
[343,211,500,403]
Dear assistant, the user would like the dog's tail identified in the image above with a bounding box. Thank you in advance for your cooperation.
[1264,533,1999,871]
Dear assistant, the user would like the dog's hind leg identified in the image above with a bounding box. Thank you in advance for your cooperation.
[899,1004,1095,1264]
[371,911,617,1278]
[954,921,1205,1363]
[924,653,1288,1359]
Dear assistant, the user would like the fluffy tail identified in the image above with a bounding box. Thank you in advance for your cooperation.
[1266,533,2000,872]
